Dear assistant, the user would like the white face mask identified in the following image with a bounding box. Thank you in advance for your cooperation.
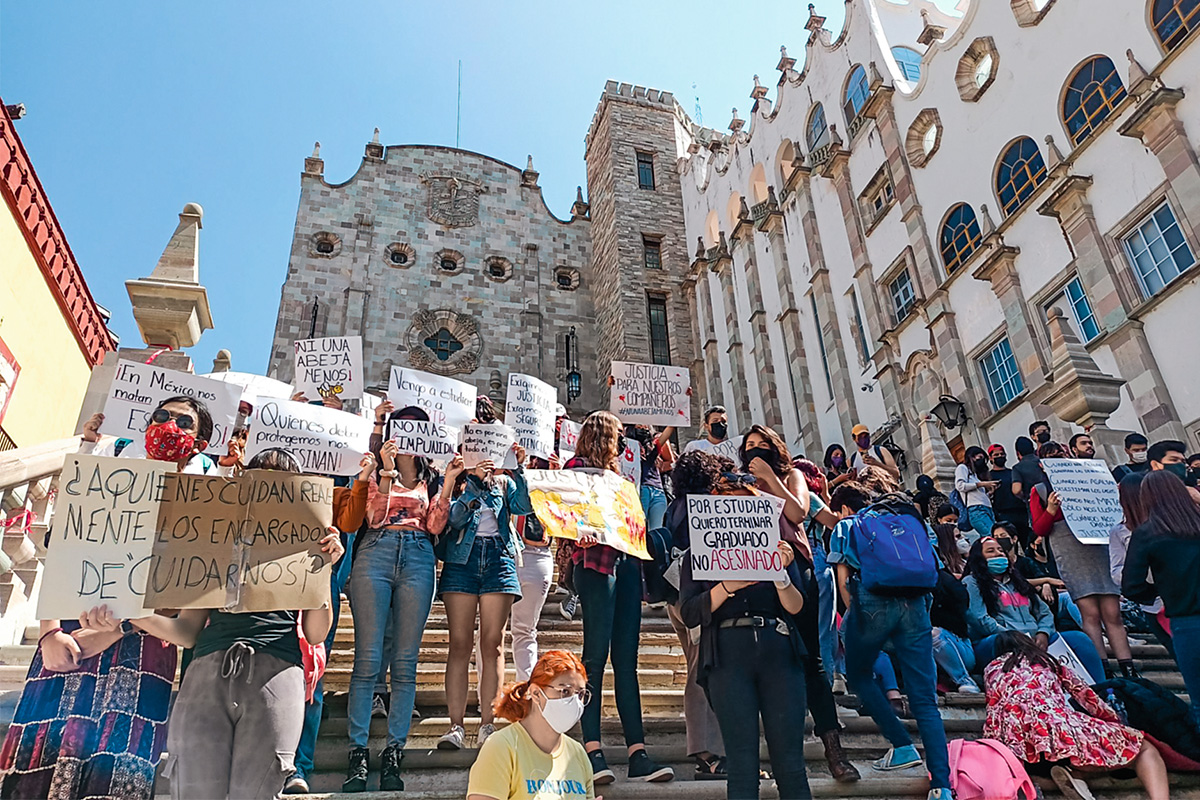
[536,692,585,734]
[956,538,971,555]
[1131,451,1148,464]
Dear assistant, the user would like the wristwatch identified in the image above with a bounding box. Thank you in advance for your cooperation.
[121,621,135,635]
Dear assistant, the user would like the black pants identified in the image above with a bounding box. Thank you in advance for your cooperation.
[707,626,811,800]
[798,567,840,736]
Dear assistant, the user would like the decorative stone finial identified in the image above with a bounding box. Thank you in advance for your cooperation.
[917,9,947,46]
[829,124,844,149]
[1126,48,1155,97]
[777,45,796,73]
[365,129,384,159]
[805,3,826,31]
[571,185,589,219]
[125,203,214,349]
[869,61,886,90]
[751,75,768,102]
[1044,134,1066,171]
[212,349,232,373]
[980,204,997,237]
[521,154,540,188]
[729,108,744,133]
[1043,305,1125,431]
[312,142,321,158]
[696,236,707,258]
[527,155,535,171]
[372,127,381,144]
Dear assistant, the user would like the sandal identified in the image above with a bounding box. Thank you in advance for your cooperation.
[693,754,727,781]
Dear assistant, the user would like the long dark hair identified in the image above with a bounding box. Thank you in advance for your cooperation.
[1142,470,1200,538]
[739,424,792,478]
[965,537,1040,617]
[992,631,1065,677]
[824,443,848,473]
[933,522,964,576]
[964,446,989,481]
[1118,472,1148,530]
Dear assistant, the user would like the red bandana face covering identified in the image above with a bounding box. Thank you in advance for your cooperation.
[145,420,196,462]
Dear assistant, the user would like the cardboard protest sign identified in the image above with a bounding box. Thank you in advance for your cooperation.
[37,455,174,620]
[506,373,557,459]
[293,336,363,401]
[710,438,741,464]
[1041,458,1122,544]
[558,419,581,461]
[461,424,514,469]
[99,360,243,448]
[201,371,295,402]
[610,361,691,427]
[525,469,649,559]
[146,470,335,611]
[688,494,786,581]
[387,418,459,460]
[388,367,476,429]
[1048,635,1093,684]
[245,398,372,477]
[619,443,642,488]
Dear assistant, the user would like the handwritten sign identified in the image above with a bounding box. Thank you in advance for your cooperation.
[525,469,649,559]
[558,419,581,461]
[506,374,557,459]
[388,418,459,460]
[37,455,174,620]
[710,438,741,464]
[462,424,514,469]
[388,367,476,429]
[1048,635,1094,684]
[688,494,786,581]
[201,371,295,402]
[146,471,335,611]
[610,361,691,427]
[620,443,642,488]
[293,336,363,401]
[1041,458,1122,544]
[245,398,372,476]
[99,360,243,448]
[358,391,383,421]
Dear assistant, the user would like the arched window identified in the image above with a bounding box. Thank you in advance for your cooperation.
[843,65,870,128]
[806,104,829,151]
[1153,0,1200,51]
[995,137,1047,216]
[940,204,983,274]
[1062,56,1127,146]
[892,47,923,82]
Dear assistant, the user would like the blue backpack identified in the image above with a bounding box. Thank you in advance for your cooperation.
[850,496,939,596]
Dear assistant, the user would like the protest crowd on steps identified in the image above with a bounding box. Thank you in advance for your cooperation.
[5,348,1200,800]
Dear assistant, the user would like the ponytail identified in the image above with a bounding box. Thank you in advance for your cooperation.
[493,649,586,722]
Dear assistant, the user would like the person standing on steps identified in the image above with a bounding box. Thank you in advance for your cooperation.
[988,443,1031,549]
[823,443,855,490]
[684,405,729,454]
[562,411,674,785]
[342,407,462,793]
[467,650,598,800]
[847,423,900,482]
[437,442,533,752]
[1111,432,1150,484]
[955,446,997,541]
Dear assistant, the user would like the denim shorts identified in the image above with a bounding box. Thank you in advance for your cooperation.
[439,535,522,597]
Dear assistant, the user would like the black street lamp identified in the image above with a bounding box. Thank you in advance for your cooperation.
[930,394,969,429]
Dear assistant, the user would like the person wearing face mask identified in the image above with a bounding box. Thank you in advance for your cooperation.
[684,406,729,454]
[1111,433,1150,483]
[962,537,1106,683]
[823,443,855,489]
[1030,420,1052,447]
[987,444,1031,548]
[1146,439,1200,504]
[79,396,219,474]
[739,426,813,562]
[932,517,969,578]
[625,424,676,530]
[467,650,595,800]
[847,424,900,481]
[955,446,997,540]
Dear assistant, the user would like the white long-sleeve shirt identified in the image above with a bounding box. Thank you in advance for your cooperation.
[955,463,992,509]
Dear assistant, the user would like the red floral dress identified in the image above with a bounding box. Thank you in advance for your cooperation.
[983,657,1143,768]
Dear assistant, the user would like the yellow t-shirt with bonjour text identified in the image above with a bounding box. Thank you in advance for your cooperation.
[466,722,594,800]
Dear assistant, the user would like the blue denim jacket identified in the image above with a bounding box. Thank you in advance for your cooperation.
[443,470,535,565]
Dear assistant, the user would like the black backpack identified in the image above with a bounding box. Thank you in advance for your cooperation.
[642,527,679,605]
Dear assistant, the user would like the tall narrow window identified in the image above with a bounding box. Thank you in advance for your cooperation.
[1062,56,1127,146]
[1122,200,1196,297]
[843,65,870,130]
[1064,277,1101,342]
[978,338,1025,411]
[806,104,829,151]
[940,203,983,274]
[996,137,1047,216]
[810,294,834,397]
[889,269,917,323]
[643,236,662,270]
[647,295,672,365]
[636,151,656,190]
[849,289,871,364]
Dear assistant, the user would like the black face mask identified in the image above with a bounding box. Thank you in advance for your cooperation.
[710,421,728,440]
[997,538,1015,553]
[973,457,989,471]
[1035,431,1051,445]
[992,456,1007,468]
[745,447,778,468]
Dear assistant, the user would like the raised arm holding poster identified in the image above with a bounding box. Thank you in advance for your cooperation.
[387,418,459,460]
[688,494,786,581]
[610,360,691,427]
[506,373,556,459]
[1041,458,1123,544]
[293,335,363,401]
[245,398,372,476]
[98,360,243,449]
[387,366,476,429]
[37,455,174,621]
[525,469,649,560]
[461,423,515,469]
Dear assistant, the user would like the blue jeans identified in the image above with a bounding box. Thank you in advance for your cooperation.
[576,556,645,746]
[813,544,840,676]
[1171,615,1200,726]
[346,530,437,749]
[874,652,898,693]
[844,588,950,789]
[966,505,995,540]
[973,630,1105,683]
[932,628,976,688]
[640,484,668,531]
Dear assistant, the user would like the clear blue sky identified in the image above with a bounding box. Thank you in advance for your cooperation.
[2,0,957,375]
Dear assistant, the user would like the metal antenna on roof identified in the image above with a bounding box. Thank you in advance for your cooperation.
[456,60,463,148]
[692,82,703,125]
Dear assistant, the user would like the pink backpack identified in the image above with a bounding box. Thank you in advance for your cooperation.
[948,739,1037,800]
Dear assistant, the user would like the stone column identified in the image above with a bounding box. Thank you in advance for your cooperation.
[922,289,986,423]
[1120,87,1200,237]
[731,212,783,430]
[696,270,724,410]
[972,244,1047,393]
[710,235,753,433]
[682,265,709,415]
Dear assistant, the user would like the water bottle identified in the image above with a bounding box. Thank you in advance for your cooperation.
[1105,688,1128,724]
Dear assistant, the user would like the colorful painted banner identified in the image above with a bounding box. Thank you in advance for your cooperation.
[506,373,557,459]
[525,469,649,560]
[610,361,691,427]
[293,336,364,401]
[558,419,581,462]
[1041,458,1122,544]
[388,366,477,429]
[245,398,372,476]
[687,494,786,581]
[99,360,243,449]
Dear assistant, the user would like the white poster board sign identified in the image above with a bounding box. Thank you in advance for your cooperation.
[620,443,642,488]
[688,494,786,581]
[1047,635,1094,684]
[293,335,363,401]
[245,398,372,476]
[358,391,383,421]
[710,438,741,464]
[610,361,691,427]
[98,360,243,449]
[201,371,295,402]
[558,419,582,462]
[38,454,174,620]
[388,367,476,429]
[1041,458,1122,544]
[506,373,557,459]
[462,424,515,469]
[388,418,459,460]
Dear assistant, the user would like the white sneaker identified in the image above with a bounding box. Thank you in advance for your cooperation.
[371,693,388,718]
[926,789,954,800]
[282,775,310,795]
[831,673,847,695]
[477,722,496,747]
[437,724,466,751]
[957,683,982,694]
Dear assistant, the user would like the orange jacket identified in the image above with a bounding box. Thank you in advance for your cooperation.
[333,479,369,534]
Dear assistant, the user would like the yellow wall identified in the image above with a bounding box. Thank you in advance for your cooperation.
[0,200,94,447]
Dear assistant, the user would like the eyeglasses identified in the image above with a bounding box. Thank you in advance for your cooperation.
[151,408,196,431]
[542,684,591,705]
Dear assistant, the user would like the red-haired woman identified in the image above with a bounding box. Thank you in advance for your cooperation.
[467,650,596,800]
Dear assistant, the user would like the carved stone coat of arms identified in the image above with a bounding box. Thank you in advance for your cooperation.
[420,172,485,228]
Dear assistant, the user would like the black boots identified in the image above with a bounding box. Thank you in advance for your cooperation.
[381,745,405,792]
[820,729,861,783]
[343,747,369,793]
